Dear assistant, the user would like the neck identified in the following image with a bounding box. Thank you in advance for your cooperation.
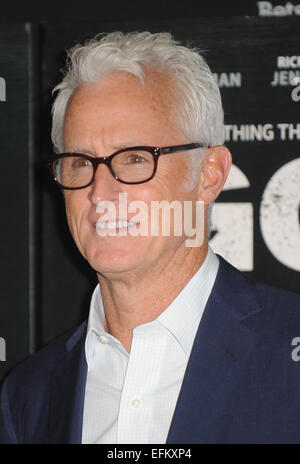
[97,242,208,352]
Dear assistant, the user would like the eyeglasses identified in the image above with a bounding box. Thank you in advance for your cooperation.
[47,142,208,190]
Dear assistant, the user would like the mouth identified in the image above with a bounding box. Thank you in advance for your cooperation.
[95,220,138,230]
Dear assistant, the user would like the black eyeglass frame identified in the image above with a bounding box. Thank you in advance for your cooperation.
[47,142,208,190]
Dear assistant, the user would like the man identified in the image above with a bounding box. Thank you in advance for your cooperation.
[1,31,300,444]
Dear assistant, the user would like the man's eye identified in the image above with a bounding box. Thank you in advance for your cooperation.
[72,158,91,168]
[127,154,147,164]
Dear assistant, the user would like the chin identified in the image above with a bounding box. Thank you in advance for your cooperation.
[84,235,150,275]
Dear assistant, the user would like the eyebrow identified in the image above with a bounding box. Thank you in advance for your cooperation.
[65,143,145,155]
[66,148,98,155]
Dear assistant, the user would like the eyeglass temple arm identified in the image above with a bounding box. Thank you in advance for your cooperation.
[160,142,208,155]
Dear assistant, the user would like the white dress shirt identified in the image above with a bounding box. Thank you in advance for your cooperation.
[81,247,219,444]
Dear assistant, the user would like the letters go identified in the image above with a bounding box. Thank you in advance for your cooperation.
[210,158,300,272]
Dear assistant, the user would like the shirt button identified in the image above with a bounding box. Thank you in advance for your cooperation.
[131,398,141,408]
[98,335,109,344]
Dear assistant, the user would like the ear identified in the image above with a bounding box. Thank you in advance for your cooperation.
[197,145,232,205]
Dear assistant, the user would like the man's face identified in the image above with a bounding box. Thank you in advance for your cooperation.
[63,71,203,277]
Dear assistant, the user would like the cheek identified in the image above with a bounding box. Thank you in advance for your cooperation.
[64,192,87,232]
[128,186,175,215]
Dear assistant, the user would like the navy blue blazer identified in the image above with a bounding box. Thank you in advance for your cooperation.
[1,256,300,444]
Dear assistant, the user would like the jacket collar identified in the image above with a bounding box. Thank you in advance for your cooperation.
[49,321,88,444]
[166,256,262,443]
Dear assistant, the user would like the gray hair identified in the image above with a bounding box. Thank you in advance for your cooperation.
[51,31,225,232]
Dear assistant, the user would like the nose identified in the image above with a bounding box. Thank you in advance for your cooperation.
[88,162,121,205]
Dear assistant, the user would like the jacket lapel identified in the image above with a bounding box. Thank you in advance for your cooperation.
[49,322,88,444]
[167,257,262,443]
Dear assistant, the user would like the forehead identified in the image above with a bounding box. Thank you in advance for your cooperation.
[63,70,182,147]
[68,68,174,108]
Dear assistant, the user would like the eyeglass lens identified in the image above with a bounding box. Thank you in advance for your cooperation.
[54,149,156,188]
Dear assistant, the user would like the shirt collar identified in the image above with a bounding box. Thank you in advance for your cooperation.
[87,284,106,336]
[85,246,219,361]
[156,246,219,357]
